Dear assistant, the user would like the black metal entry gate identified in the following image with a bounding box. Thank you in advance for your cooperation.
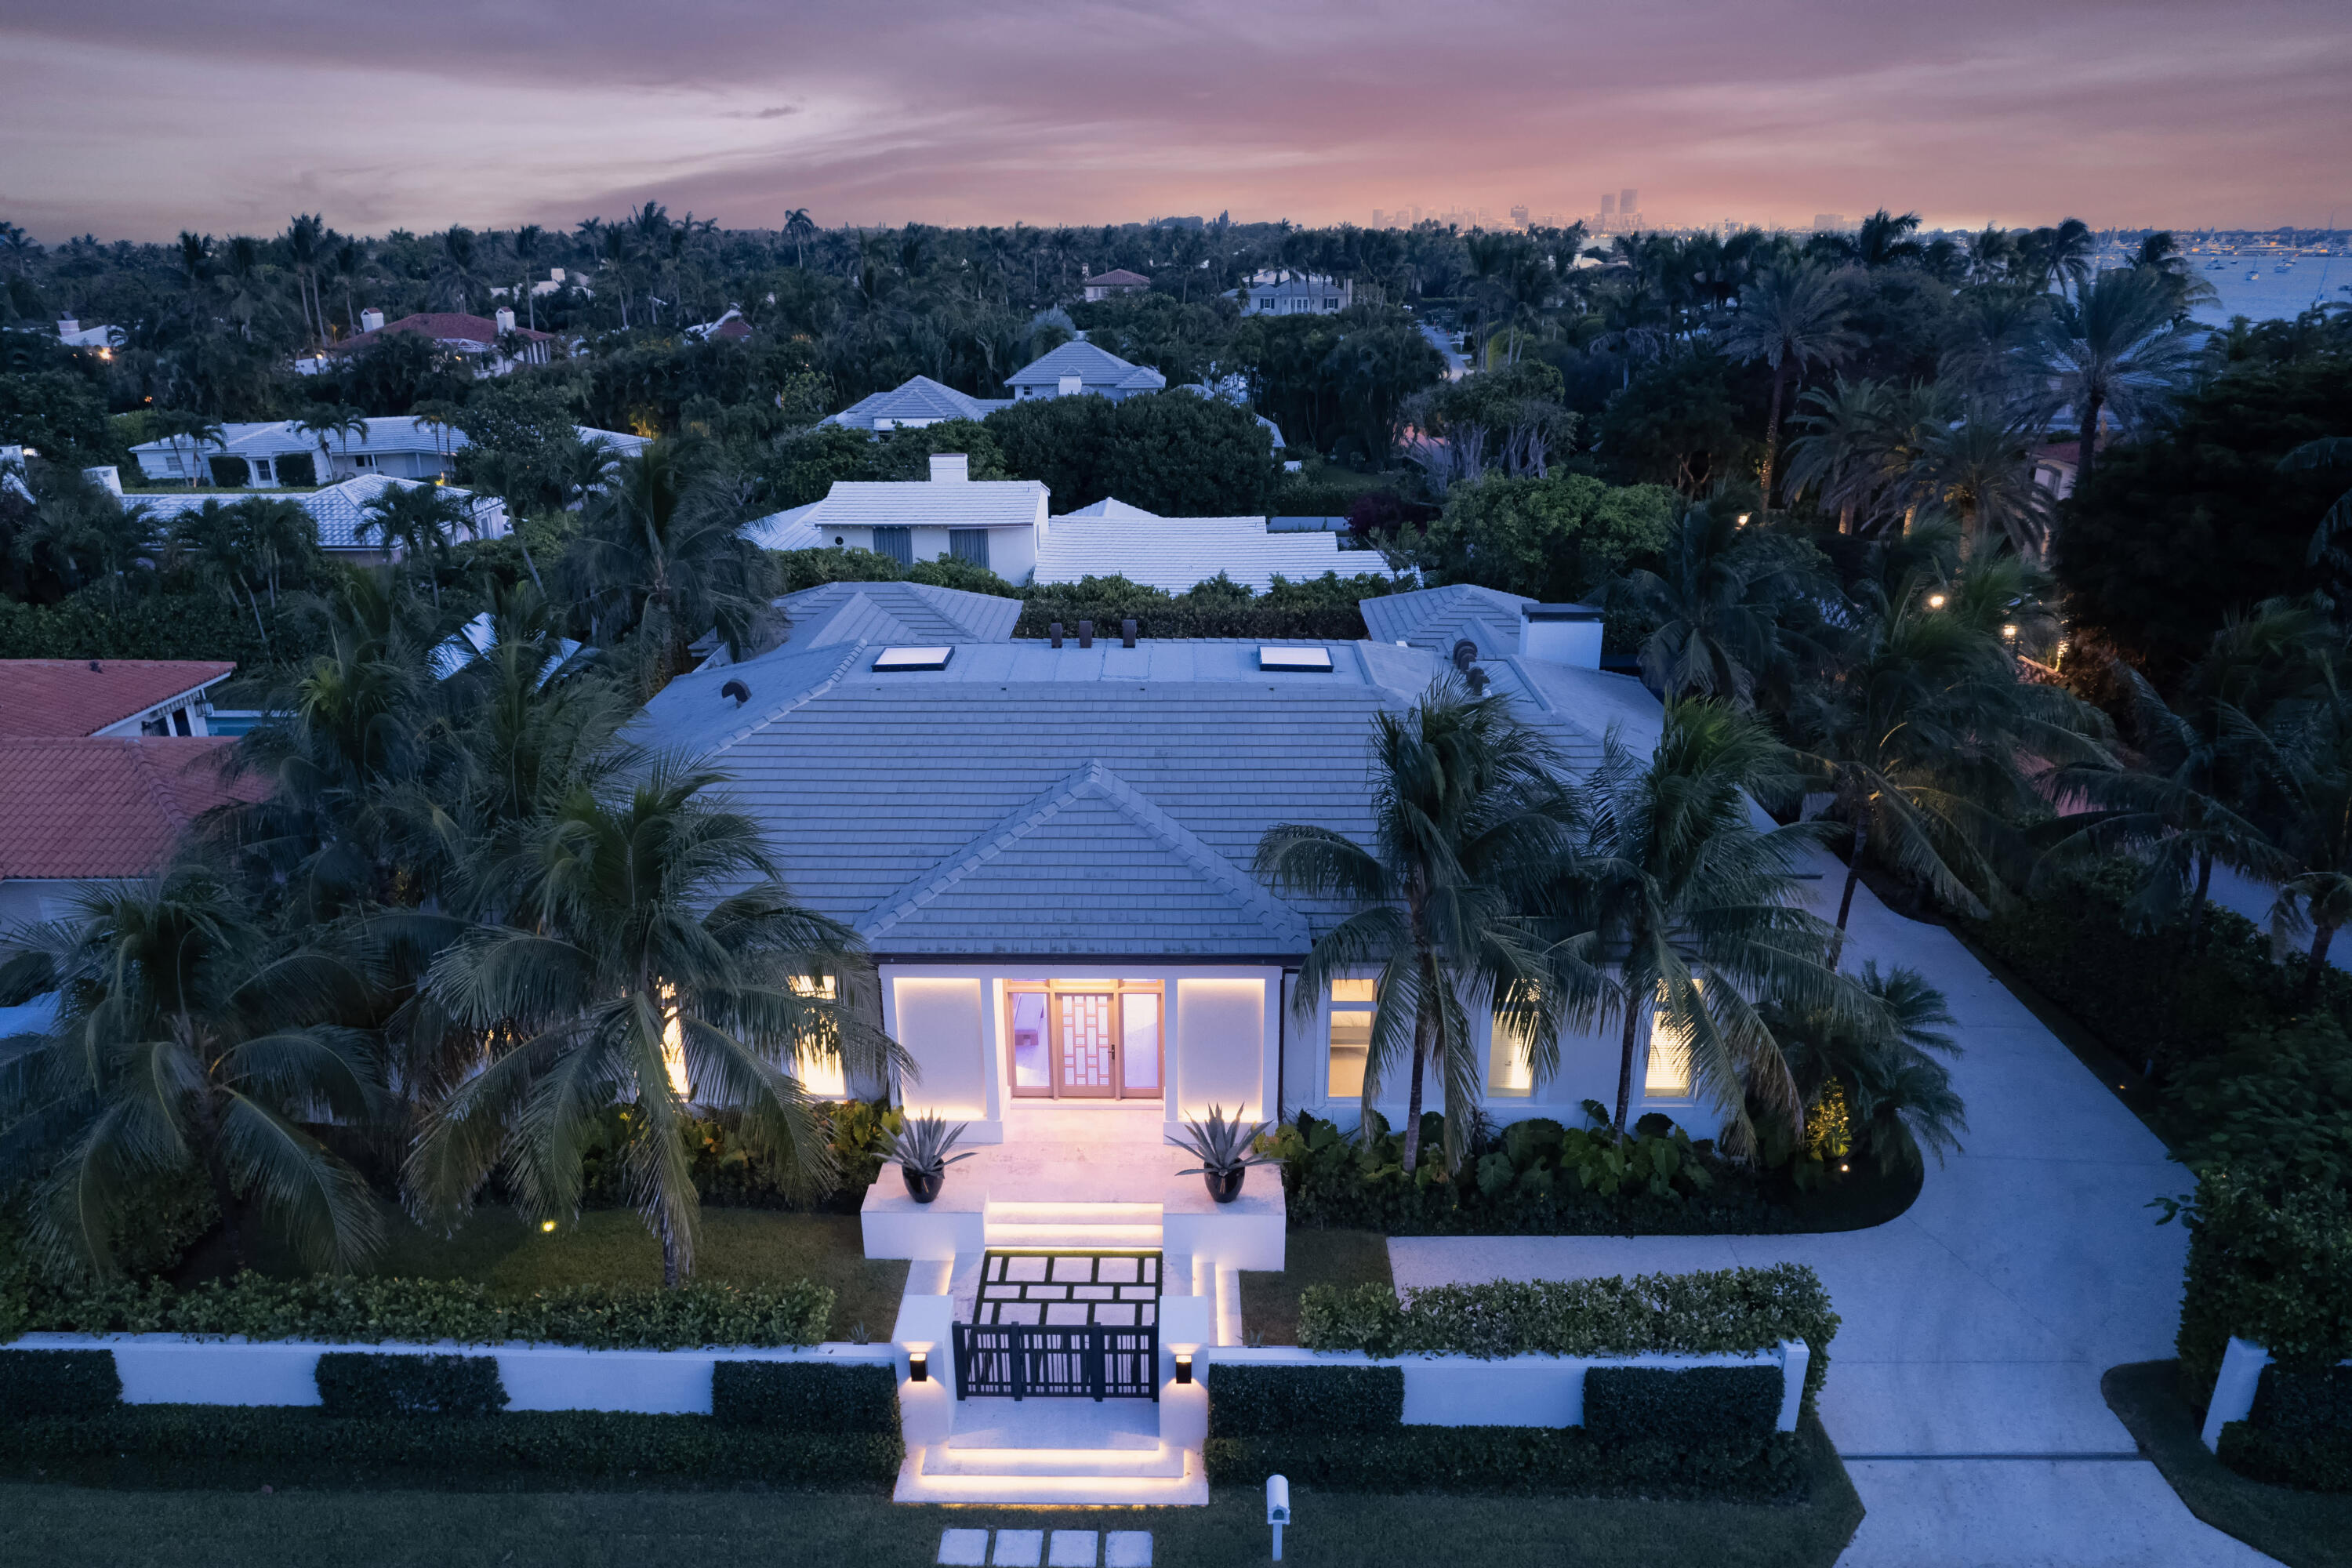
[951,1323,1159,1401]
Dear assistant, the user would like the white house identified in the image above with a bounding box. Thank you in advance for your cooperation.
[321,310,556,376]
[1004,340,1167,403]
[128,416,645,489]
[1236,271,1353,317]
[626,583,1687,1167]
[1080,268,1152,303]
[748,458,1372,592]
[825,376,1013,433]
[132,474,510,561]
[55,318,126,350]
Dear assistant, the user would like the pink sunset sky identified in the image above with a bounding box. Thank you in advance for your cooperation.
[2,0,2346,240]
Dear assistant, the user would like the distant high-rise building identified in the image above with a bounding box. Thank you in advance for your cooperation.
[1620,188,1639,216]
[1813,214,1849,232]
[1600,194,1617,218]
[1509,204,1530,228]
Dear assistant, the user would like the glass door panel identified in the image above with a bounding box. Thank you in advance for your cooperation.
[1008,990,1051,1096]
[1120,992,1161,1097]
[1055,991,1117,1097]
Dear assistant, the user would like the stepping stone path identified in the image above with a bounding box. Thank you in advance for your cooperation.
[935,1529,1152,1567]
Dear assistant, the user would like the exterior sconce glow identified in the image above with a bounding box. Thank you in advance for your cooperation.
[1926,593,1947,609]
[2002,623,2019,641]
[909,1351,928,1383]
[1735,513,1751,527]
[1174,1352,1193,1385]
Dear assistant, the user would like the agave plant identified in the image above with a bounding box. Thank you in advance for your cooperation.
[1167,1106,1277,1178]
[880,1114,977,1178]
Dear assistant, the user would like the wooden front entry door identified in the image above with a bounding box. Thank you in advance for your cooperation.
[1054,991,1117,1098]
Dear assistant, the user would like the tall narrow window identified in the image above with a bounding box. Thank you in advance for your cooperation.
[1487,1012,1533,1098]
[1328,978,1375,1099]
[1008,990,1051,1094]
[948,528,989,569]
[789,975,847,1097]
[1643,1018,1693,1099]
[872,526,913,565]
[1120,990,1160,1094]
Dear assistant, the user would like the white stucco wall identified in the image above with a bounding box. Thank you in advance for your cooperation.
[887,976,989,1124]
[1175,977,1267,1121]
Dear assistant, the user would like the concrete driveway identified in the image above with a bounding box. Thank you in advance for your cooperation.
[1388,864,2278,1567]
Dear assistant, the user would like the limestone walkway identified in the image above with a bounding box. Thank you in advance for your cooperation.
[1388,862,2278,1568]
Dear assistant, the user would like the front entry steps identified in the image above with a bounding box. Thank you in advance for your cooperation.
[984,1200,1162,1250]
[895,1397,1207,1504]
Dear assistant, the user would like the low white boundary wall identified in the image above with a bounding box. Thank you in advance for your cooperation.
[2201,1335,2352,1452]
[8,1333,899,1417]
[1204,1340,1811,1432]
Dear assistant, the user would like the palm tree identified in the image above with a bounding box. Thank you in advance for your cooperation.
[283,213,329,347]
[1769,962,1965,1174]
[2042,267,2208,491]
[150,408,225,488]
[325,238,367,338]
[2232,666,2352,1000]
[290,405,368,485]
[434,226,488,313]
[2288,437,2352,597]
[358,482,474,605]
[512,224,545,332]
[2019,218,2096,297]
[1784,376,1900,535]
[783,209,817,268]
[0,862,383,1276]
[1254,684,1584,1174]
[1904,407,2051,559]
[1716,265,1860,506]
[1793,563,2114,965]
[1613,503,1821,708]
[1561,700,1855,1145]
[408,767,899,1287]
[565,441,779,680]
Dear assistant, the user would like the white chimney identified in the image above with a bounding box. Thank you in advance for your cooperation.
[361,307,385,332]
[1058,373,1083,397]
[549,268,564,283]
[495,307,517,333]
[930,452,970,484]
[1519,604,1604,670]
[56,318,78,336]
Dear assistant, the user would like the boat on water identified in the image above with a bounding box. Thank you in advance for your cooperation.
[2248,270,2263,281]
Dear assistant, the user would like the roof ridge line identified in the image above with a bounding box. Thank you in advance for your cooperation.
[705,643,865,756]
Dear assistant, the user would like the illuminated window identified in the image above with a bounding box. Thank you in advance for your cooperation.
[1328,978,1376,1099]
[1643,1020,1693,1099]
[1488,1013,1533,1098]
[789,975,846,1097]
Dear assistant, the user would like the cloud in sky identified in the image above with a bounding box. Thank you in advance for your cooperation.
[2,0,2347,240]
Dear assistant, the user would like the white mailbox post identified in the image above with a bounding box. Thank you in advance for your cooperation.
[1265,1473,1291,1560]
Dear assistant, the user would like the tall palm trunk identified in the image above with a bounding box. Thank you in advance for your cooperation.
[1613,995,1642,1134]
[2306,916,2339,1004]
[2185,850,2215,956]
[1828,803,1872,970]
[1761,361,1791,505]
[183,1036,252,1270]
[1398,1002,1432,1174]
[2075,391,2103,493]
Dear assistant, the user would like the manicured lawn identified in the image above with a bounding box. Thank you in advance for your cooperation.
[2103,1359,2352,1568]
[361,1205,908,1343]
[1237,1229,1392,1345]
[0,1416,1864,1568]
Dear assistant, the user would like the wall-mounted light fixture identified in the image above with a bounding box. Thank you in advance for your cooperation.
[909,1351,929,1383]
[1174,1352,1194,1385]
[2002,623,2019,641]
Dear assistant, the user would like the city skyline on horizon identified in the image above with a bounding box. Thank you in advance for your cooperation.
[2,1,2347,244]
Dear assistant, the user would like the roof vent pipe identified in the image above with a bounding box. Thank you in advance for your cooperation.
[361,308,385,332]
[1121,619,1137,648]
[1078,620,1094,649]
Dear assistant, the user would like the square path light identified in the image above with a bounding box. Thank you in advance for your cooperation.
[937,1529,990,1566]
[992,1530,1044,1567]
[1047,1530,1099,1567]
[1105,1533,1153,1568]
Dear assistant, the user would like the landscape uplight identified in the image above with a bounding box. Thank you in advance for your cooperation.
[1735,512,1751,528]
[540,1219,558,1233]
[1926,593,1947,609]
[2002,623,2019,641]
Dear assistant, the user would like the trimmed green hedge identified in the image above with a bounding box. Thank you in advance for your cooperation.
[13,1274,834,1351]
[1203,1425,1805,1500]
[2176,1171,2352,1403]
[0,1405,902,1489]
[2218,1364,2352,1493]
[314,1352,507,1417]
[1298,1265,1835,1414]
[1584,1365,1783,1447]
[1207,1364,1403,1436]
[712,1361,898,1433]
[0,1348,121,1417]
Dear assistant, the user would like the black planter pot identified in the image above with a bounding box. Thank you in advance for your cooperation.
[903,1167,945,1204]
[1203,1167,1246,1204]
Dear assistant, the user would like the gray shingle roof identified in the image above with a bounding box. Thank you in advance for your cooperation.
[1360,583,1535,658]
[779,581,1022,648]
[132,474,501,552]
[789,478,1050,532]
[1006,341,1167,394]
[824,375,1011,429]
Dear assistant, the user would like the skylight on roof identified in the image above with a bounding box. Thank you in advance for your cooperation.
[873,645,953,672]
[1258,646,1334,673]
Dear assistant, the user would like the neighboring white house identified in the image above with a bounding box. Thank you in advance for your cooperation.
[1004,340,1167,403]
[825,376,1013,433]
[1080,267,1152,303]
[748,459,1370,591]
[1236,271,1353,316]
[127,416,645,489]
[624,583,1686,1153]
[54,318,125,350]
[132,474,510,560]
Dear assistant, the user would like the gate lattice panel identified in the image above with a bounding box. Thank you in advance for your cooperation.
[951,1323,1159,1401]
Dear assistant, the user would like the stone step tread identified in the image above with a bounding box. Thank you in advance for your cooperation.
[920,1441,1189,1479]
[985,1225,1165,1247]
[983,1202,1164,1221]
[893,1453,1207,1507]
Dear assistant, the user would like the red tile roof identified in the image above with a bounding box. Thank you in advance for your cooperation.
[327,312,554,354]
[0,738,264,879]
[0,659,236,739]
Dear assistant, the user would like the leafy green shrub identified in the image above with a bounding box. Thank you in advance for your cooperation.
[2253,1363,2352,1438]
[1582,1365,1782,1446]
[1203,1425,1805,1499]
[2171,1019,2352,1191]
[1014,572,1389,641]
[0,1405,902,1488]
[18,1273,834,1351]
[314,1352,507,1417]
[0,1348,120,1417]
[1206,1364,1403,1437]
[2173,1171,2352,1405]
[1297,1265,1836,1414]
[711,1361,898,1432]
[2217,1424,2352,1492]
[577,1101,900,1212]
[0,591,328,667]
[1275,1109,1785,1237]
